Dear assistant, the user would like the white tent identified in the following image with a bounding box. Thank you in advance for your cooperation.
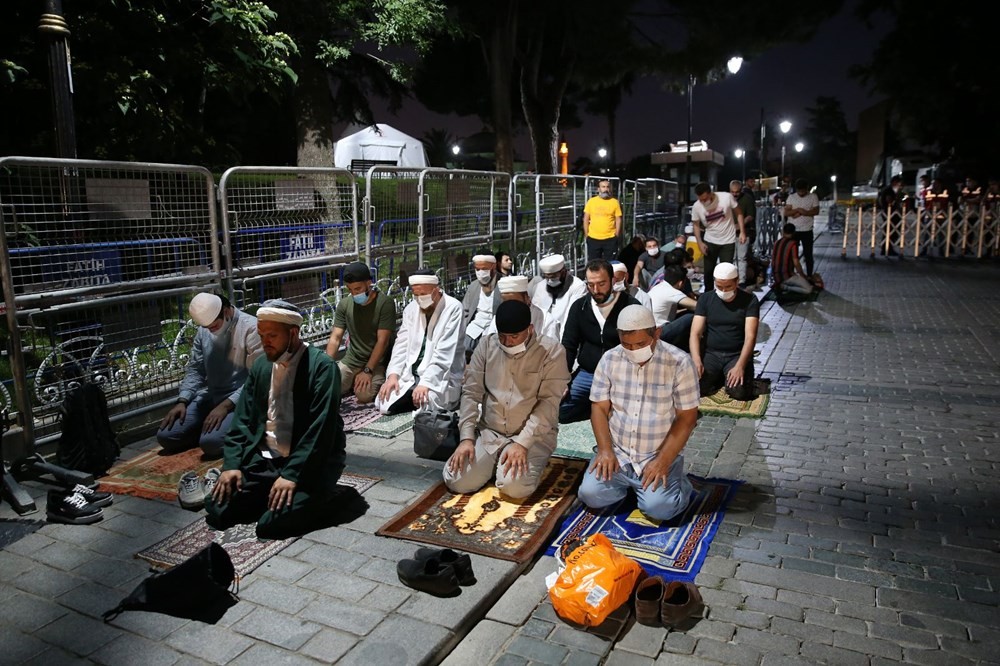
[333,124,429,170]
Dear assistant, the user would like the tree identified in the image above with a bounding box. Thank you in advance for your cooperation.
[798,96,856,192]
[422,128,456,167]
[852,1,1000,172]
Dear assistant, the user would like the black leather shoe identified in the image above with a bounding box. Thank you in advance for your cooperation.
[413,547,476,586]
[46,490,104,525]
[397,557,461,597]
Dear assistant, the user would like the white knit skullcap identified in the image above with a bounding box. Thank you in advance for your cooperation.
[538,254,565,273]
[684,225,694,234]
[610,261,628,274]
[497,275,530,293]
[713,262,738,280]
[617,304,656,331]
[408,274,440,286]
[472,254,497,264]
[257,299,303,326]
[189,293,222,327]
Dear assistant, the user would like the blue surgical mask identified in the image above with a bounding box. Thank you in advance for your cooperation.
[352,291,369,305]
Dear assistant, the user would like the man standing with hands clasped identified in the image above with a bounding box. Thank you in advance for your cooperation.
[577,305,700,522]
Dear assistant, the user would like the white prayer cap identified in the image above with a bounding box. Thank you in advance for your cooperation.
[257,299,304,326]
[538,254,565,273]
[617,304,656,331]
[713,262,739,280]
[498,275,530,293]
[684,224,694,234]
[189,293,222,327]
[609,260,628,275]
[472,254,497,264]
[407,273,440,286]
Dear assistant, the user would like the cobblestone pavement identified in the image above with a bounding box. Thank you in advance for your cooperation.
[2,225,999,665]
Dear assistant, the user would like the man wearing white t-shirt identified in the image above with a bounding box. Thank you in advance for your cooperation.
[690,182,746,291]
[784,178,820,277]
[649,265,698,351]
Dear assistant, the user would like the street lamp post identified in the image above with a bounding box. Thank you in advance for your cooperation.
[779,120,792,184]
[831,174,838,202]
[685,57,743,205]
[734,148,745,182]
[39,0,77,158]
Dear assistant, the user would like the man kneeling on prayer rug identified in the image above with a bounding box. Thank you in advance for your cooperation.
[444,300,570,499]
[578,305,699,521]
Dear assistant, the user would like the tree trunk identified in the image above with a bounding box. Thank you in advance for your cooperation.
[519,30,574,175]
[295,62,334,168]
[486,4,517,174]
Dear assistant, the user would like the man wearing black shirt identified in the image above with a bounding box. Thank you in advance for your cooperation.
[689,262,760,401]
[559,259,639,423]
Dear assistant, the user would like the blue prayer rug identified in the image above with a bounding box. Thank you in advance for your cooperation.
[545,475,742,582]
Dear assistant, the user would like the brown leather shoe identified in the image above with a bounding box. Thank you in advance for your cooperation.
[661,581,704,627]
[634,575,665,627]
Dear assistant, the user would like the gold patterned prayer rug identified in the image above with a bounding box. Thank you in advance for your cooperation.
[98,448,220,502]
[376,459,588,563]
[136,472,381,578]
[698,382,770,418]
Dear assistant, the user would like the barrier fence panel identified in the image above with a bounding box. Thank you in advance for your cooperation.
[0,157,219,451]
[537,175,586,275]
[418,169,508,298]
[364,166,426,294]
[218,166,358,283]
[634,178,681,244]
[511,174,539,276]
[838,205,1000,259]
[621,179,637,239]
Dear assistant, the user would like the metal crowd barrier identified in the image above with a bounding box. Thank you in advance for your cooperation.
[839,205,999,259]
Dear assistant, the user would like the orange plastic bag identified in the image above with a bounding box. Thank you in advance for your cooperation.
[548,533,644,627]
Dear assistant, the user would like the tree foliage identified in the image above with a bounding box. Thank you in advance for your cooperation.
[851,1,1000,173]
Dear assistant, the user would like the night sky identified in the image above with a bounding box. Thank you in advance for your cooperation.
[362,4,889,170]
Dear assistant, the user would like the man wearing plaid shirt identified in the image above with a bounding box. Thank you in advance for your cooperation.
[578,305,700,521]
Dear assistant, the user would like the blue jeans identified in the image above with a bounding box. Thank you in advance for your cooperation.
[559,370,594,424]
[578,454,692,522]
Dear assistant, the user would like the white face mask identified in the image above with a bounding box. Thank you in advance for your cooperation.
[415,293,435,309]
[499,340,527,356]
[646,247,659,257]
[612,280,626,293]
[623,344,653,365]
[210,314,235,339]
[716,288,736,302]
[475,269,493,284]
[546,277,563,288]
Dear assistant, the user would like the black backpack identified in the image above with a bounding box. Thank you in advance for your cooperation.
[56,383,121,477]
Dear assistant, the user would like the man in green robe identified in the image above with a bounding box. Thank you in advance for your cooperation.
[205,299,346,539]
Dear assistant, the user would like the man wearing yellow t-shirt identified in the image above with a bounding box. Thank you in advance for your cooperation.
[583,180,623,261]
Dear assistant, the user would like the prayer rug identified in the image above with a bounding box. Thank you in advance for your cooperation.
[698,382,770,418]
[545,475,741,582]
[136,472,381,578]
[98,448,220,502]
[341,395,383,433]
[354,411,415,438]
[376,459,587,564]
[553,420,596,461]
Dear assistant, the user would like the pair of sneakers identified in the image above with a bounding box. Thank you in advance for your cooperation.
[177,468,221,511]
[46,484,114,525]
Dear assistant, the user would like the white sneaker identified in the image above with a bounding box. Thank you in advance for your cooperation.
[202,468,221,503]
[177,471,204,510]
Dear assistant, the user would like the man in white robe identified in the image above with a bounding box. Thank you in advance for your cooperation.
[376,269,466,414]
[530,253,587,343]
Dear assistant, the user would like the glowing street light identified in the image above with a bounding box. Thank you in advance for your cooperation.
[734,148,746,181]
[597,147,607,159]
[727,56,743,75]
[794,141,805,153]
[831,174,838,201]
[451,145,461,155]
[779,120,793,182]
[685,55,742,204]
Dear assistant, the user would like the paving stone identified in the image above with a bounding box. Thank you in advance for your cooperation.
[833,630,903,660]
[868,621,939,649]
[440,619,516,666]
[0,625,49,663]
[606,652,657,666]
[520,617,555,639]
[485,559,553,625]
[3,591,69,632]
[685,618,735,642]
[56,581,123,619]
[298,596,386,636]
[337,613,452,666]
[231,606,321,650]
[733,626,800,656]
[33,612,123,656]
[798,641,871,666]
[22,646,91,665]
[693,637,761,666]
[564,650,604,666]
[228,643,320,665]
[737,562,874,604]
[770,617,833,645]
[353,556,408,588]
[255,555,314,583]
[298,627,358,663]
[165,622,256,664]
[239,577,316,615]
[0,551,38,582]
[901,648,975,666]
[774,589,837,612]
[878,587,1000,628]
[294,569,376,603]
[294,543,369,572]
[653,654,722,666]
[72,555,150,588]
[358,583,411,612]
[106,609,190,641]
[90,632,185,666]
[12,564,85,597]
[549,624,613,654]
[492,655,529,666]
[707,606,771,630]
[660,630,697,655]
[613,621,666,657]
[742,596,803,622]
[506,635,569,665]
[803,608,867,635]
[2,531,56,556]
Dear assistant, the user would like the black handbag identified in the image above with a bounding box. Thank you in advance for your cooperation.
[413,408,460,461]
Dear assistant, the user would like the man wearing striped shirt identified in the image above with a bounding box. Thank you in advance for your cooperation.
[578,305,700,521]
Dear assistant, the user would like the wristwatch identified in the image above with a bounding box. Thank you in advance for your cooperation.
[362,366,373,375]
